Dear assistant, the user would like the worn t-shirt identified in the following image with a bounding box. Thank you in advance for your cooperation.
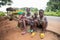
[38,16,48,24]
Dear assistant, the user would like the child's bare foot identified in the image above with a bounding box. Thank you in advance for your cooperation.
[21,31,26,35]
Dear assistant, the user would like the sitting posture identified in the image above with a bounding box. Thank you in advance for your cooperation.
[29,13,38,33]
[33,13,39,31]
[29,15,35,33]
[38,9,48,32]
[18,12,27,34]
[25,12,32,26]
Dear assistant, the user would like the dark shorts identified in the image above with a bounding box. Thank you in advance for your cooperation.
[37,24,43,29]
[29,21,34,26]
[26,20,30,25]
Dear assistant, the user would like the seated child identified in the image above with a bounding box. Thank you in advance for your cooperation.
[25,12,32,25]
[18,12,27,34]
[33,13,39,31]
[38,9,48,33]
[29,13,38,33]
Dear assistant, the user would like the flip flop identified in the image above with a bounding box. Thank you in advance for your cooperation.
[27,30,33,33]
[39,33,45,39]
[31,32,36,37]
[30,30,34,33]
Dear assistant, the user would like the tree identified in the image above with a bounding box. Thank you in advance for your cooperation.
[46,0,60,12]
[0,0,12,7]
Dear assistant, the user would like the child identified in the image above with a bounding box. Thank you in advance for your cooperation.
[38,9,48,33]
[29,13,38,33]
[33,13,39,32]
[18,12,27,35]
[25,12,32,26]
[30,15,38,37]
[29,15,35,33]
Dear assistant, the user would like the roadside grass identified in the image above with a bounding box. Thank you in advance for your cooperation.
[0,11,5,16]
[0,11,60,17]
[44,11,60,17]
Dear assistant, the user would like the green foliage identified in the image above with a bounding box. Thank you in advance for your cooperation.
[0,0,12,7]
[44,11,60,17]
[46,0,60,12]
[0,12,5,16]
[56,10,60,16]
[20,7,38,13]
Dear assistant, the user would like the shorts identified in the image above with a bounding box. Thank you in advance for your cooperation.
[29,21,34,26]
[37,24,43,29]
[26,20,30,25]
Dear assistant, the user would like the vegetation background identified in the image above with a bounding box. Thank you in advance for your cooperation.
[0,0,60,16]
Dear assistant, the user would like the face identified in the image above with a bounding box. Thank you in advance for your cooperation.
[39,11,44,17]
[26,8,30,12]
[34,13,38,17]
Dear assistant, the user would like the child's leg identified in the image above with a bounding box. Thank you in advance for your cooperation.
[30,25,33,30]
[34,20,38,31]
[21,20,27,35]
[25,19,30,25]
[42,21,47,32]
[18,21,20,28]
[18,20,24,30]
[29,21,34,33]
[23,20,27,31]
[18,20,22,28]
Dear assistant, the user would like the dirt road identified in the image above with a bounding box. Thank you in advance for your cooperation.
[0,16,60,40]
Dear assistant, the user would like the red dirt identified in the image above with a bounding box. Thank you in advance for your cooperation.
[0,18,60,40]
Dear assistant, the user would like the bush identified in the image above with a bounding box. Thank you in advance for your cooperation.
[44,11,60,17]
[0,12,5,16]
[56,10,60,16]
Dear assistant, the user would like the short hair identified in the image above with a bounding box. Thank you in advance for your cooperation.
[39,9,44,13]
[34,13,38,15]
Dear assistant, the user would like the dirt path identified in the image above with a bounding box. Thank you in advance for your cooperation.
[0,18,60,40]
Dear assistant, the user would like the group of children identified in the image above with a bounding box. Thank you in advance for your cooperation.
[18,8,48,35]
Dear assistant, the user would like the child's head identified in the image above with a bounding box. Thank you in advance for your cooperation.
[34,13,38,17]
[26,8,31,16]
[26,8,30,12]
[39,9,44,17]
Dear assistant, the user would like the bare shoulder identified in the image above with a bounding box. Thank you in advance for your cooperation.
[44,16,47,20]
[44,16,48,22]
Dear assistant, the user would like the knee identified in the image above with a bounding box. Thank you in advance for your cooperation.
[42,21,46,24]
[42,21,48,28]
[18,21,23,23]
[34,20,38,23]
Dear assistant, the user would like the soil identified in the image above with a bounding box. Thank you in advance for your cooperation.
[0,17,60,40]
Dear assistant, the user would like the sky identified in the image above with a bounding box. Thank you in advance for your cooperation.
[0,0,49,12]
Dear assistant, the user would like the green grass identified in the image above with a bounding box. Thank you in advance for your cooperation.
[0,11,60,17]
[44,11,60,17]
[0,11,5,16]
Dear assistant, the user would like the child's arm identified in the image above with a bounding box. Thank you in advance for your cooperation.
[19,15,23,20]
[44,17,48,26]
